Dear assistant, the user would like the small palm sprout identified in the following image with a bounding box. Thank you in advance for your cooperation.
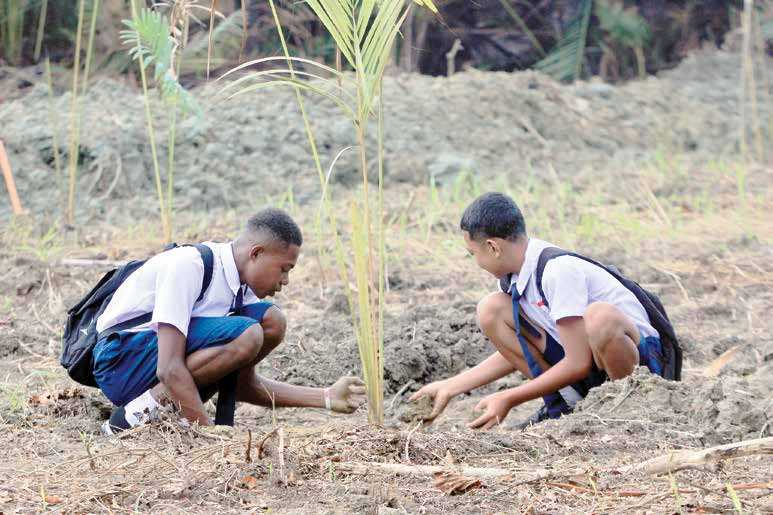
[121,1,201,242]
[219,0,437,424]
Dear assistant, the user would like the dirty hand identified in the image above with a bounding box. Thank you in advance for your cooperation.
[468,391,513,430]
[408,379,455,422]
[328,376,367,413]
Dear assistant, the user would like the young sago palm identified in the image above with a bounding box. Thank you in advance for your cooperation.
[219,0,437,424]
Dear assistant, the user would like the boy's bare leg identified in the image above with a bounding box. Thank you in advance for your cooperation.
[150,321,265,402]
[477,292,552,376]
[233,308,365,411]
[584,302,640,379]
[251,306,286,363]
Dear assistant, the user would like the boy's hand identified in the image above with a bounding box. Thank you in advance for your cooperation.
[328,376,367,413]
[468,391,513,430]
[408,379,455,422]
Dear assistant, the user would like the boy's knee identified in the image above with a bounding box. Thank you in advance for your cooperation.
[584,302,621,342]
[261,306,286,344]
[233,324,264,364]
[584,303,638,375]
[476,292,510,335]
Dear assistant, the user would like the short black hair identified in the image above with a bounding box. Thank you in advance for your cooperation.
[247,208,303,247]
[460,192,526,241]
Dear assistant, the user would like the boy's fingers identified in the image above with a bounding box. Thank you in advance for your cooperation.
[482,418,498,430]
[426,397,446,420]
[467,412,488,429]
[348,377,365,386]
[349,385,366,394]
[408,389,426,402]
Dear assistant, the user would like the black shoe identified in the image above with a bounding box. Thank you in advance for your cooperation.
[101,406,132,435]
[513,404,551,430]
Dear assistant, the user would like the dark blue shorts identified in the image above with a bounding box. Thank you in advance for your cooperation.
[93,302,274,407]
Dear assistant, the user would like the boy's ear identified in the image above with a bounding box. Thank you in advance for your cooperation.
[249,244,265,260]
[486,238,502,257]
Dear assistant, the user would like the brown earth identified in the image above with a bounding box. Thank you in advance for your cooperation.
[1,203,771,512]
[1,47,772,512]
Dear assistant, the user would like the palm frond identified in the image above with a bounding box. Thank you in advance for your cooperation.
[534,0,593,82]
[121,8,200,115]
[217,0,437,424]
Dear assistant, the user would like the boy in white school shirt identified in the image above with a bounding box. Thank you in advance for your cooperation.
[95,208,366,433]
[410,193,674,430]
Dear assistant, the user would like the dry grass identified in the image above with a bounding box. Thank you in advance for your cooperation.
[2,396,771,512]
[1,156,772,512]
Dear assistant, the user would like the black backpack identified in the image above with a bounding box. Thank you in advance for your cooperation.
[61,244,214,387]
[500,246,682,381]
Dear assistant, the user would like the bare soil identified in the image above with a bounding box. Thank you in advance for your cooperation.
[2,49,771,221]
[1,48,772,512]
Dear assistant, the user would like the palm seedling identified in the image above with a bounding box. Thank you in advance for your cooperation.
[65,0,100,224]
[1,0,29,65]
[219,0,437,424]
[535,0,593,82]
[595,0,650,79]
[121,0,200,242]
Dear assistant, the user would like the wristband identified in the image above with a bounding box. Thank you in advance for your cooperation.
[324,388,332,410]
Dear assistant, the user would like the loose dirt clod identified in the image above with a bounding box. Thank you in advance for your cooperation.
[397,395,434,423]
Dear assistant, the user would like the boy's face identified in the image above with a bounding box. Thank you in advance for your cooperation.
[463,231,506,278]
[243,241,300,298]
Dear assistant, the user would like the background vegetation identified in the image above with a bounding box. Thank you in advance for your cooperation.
[2,0,768,82]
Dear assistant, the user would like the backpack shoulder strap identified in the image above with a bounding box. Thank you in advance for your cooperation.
[534,247,572,310]
[191,243,214,302]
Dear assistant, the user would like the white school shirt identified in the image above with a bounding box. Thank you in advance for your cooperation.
[96,241,260,336]
[498,238,658,345]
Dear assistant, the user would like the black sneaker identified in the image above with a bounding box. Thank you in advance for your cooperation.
[512,404,551,430]
[101,406,132,435]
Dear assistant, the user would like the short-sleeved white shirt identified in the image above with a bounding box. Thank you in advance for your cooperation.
[96,241,261,336]
[499,238,657,345]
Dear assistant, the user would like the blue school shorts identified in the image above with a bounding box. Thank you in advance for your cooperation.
[92,302,274,407]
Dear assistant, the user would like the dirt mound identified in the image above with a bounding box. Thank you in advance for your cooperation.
[258,301,493,396]
[2,49,770,220]
[556,367,771,446]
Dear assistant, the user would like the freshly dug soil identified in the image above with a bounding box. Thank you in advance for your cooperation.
[564,367,772,446]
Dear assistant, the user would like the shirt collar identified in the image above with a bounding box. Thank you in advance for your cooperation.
[219,241,242,295]
[508,237,549,296]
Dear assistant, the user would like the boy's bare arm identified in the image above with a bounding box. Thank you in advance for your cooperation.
[156,323,211,425]
[469,316,592,429]
[445,351,516,395]
[409,351,515,421]
[237,373,366,413]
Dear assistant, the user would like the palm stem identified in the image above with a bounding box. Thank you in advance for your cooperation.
[66,0,86,224]
[130,0,169,241]
[33,0,48,62]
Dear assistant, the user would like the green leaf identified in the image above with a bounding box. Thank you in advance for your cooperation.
[121,7,200,116]
[595,0,650,48]
[534,0,593,82]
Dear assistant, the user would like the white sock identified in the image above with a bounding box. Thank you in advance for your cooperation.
[123,390,162,426]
